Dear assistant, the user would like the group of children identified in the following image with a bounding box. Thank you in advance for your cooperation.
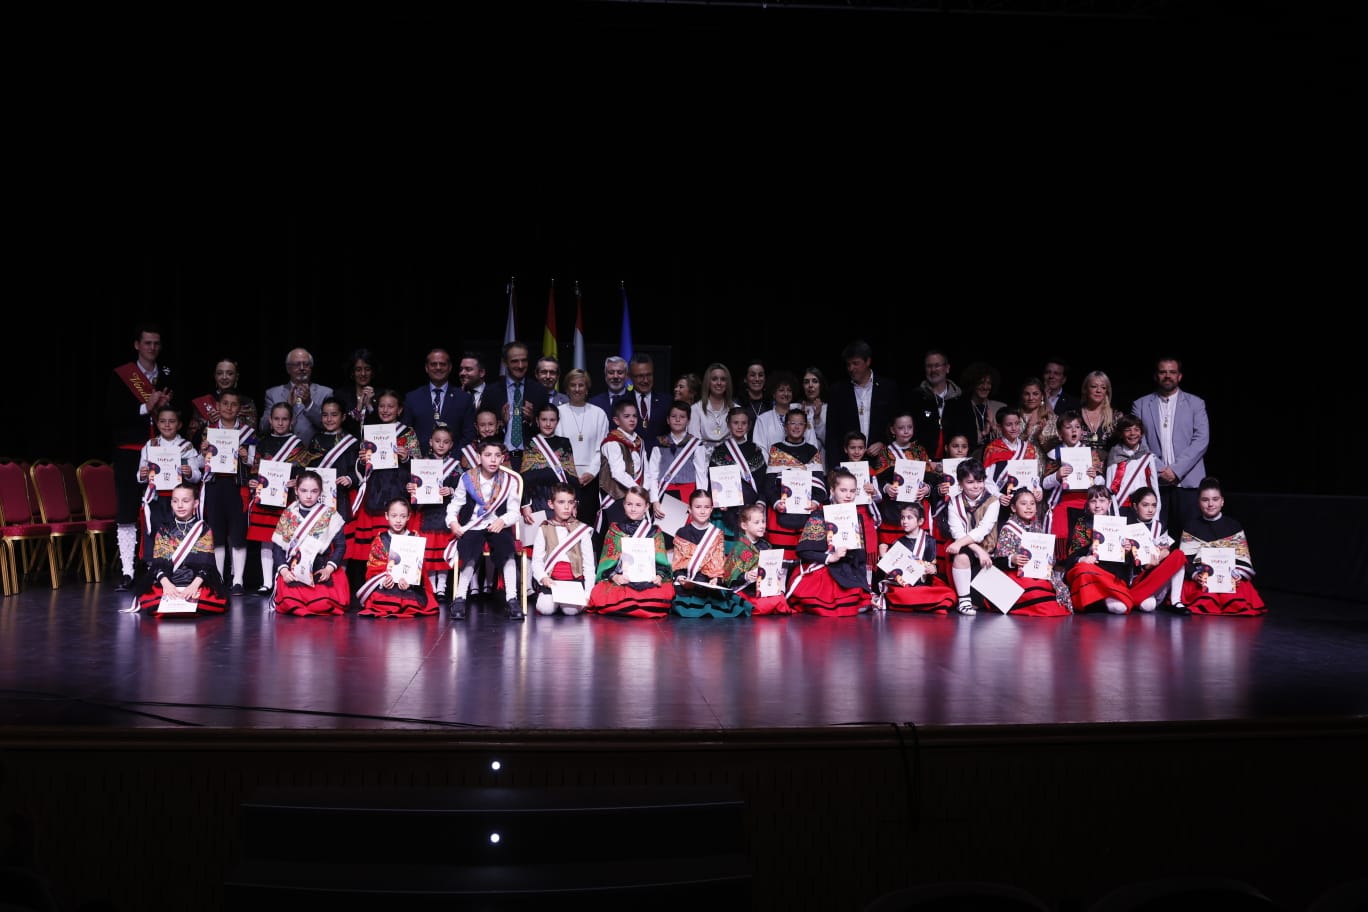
[123,390,1263,622]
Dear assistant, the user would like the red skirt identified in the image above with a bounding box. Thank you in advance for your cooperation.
[765,506,802,562]
[788,565,870,617]
[137,588,228,616]
[1065,563,1133,613]
[991,574,1070,617]
[358,576,439,618]
[246,502,283,543]
[347,502,383,562]
[1049,490,1088,559]
[1128,550,1187,604]
[419,528,455,575]
[883,577,957,614]
[587,580,675,618]
[273,572,351,616]
[739,590,795,616]
[1182,578,1267,616]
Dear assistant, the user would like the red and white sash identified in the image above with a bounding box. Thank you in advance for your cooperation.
[284,502,330,563]
[316,433,357,469]
[268,434,303,465]
[355,530,413,602]
[685,525,722,580]
[169,520,206,571]
[544,522,591,568]
[723,438,755,488]
[531,435,568,484]
[657,436,699,490]
[1109,453,1157,513]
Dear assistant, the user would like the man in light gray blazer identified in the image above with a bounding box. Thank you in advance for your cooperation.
[261,347,334,448]
[1131,356,1209,540]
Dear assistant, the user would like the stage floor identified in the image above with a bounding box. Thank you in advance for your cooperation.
[2,582,1365,731]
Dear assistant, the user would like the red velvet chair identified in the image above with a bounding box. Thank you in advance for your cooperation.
[30,459,93,584]
[0,458,55,593]
[77,459,119,582]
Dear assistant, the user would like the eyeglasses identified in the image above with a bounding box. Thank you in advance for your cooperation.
[288,361,312,368]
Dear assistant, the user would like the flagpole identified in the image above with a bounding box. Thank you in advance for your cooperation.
[502,276,518,376]
[573,280,586,372]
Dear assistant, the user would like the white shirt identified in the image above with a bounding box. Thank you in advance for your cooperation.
[445,469,521,531]
[853,374,874,440]
[558,402,609,479]
[1157,391,1178,467]
[603,432,645,491]
[688,399,733,452]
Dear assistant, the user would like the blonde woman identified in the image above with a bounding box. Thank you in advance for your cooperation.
[687,363,736,455]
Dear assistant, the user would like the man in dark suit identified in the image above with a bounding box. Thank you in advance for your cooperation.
[587,355,631,418]
[1043,358,1081,416]
[403,348,477,455]
[481,341,549,472]
[908,348,960,458]
[628,353,670,450]
[824,340,902,470]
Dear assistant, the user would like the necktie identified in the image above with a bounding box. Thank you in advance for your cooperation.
[432,387,443,415]
[511,382,523,448]
[639,394,649,426]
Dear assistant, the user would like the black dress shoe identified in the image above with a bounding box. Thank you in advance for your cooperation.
[448,598,467,620]
[255,585,272,597]
[114,574,133,592]
[506,598,524,621]
[1168,602,1191,616]
[230,583,244,596]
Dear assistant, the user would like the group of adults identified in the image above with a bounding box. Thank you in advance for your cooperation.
[106,323,1210,585]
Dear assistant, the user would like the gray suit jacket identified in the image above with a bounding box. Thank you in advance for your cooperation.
[261,382,334,447]
[1131,390,1208,488]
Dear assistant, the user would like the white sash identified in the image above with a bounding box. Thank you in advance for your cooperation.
[355,530,410,603]
[440,456,459,482]
[1110,453,1156,514]
[631,518,654,539]
[461,443,480,470]
[458,466,521,534]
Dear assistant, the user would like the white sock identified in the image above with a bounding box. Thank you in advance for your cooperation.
[260,549,275,587]
[502,561,520,601]
[535,593,557,616]
[1105,597,1128,614]
[456,565,476,599]
[231,547,246,585]
[429,571,446,595]
[1168,569,1185,605]
[561,604,582,616]
[116,524,138,576]
[214,545,226,577]
[1139,596,1157,612]
[952,566,972,598]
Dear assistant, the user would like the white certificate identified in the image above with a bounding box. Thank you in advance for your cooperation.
[150,442,182,491]
[841,461,873,505]
[780,467,813,515]
[293,538,322,585]
[619,536,657,584]
[314,467,338,509]
[1091,514,1127,562]
[519,510,546,549]
[1003,459,1040,495]
[877,541,925,585]
[206,428,239,475]
[655,494,690,538]
[551,580,589,606]
[822,502,861,551]
[1060,446,1093,490]
[894,459,926,503]
[410,458,443,505]
[256,459,293,508]
[941,457,965,498]
[709,464,744,508]
[386,533,426,586]
[156,596,197,615]
[1018,531,1057,580]
[755,549,785,597]
[1198,547,1237,594]
[971,565,1021,613]
[1123,523,1156,566]
[364,423,399,471]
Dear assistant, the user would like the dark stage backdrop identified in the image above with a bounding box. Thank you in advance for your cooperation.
[8,3,1357,497]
